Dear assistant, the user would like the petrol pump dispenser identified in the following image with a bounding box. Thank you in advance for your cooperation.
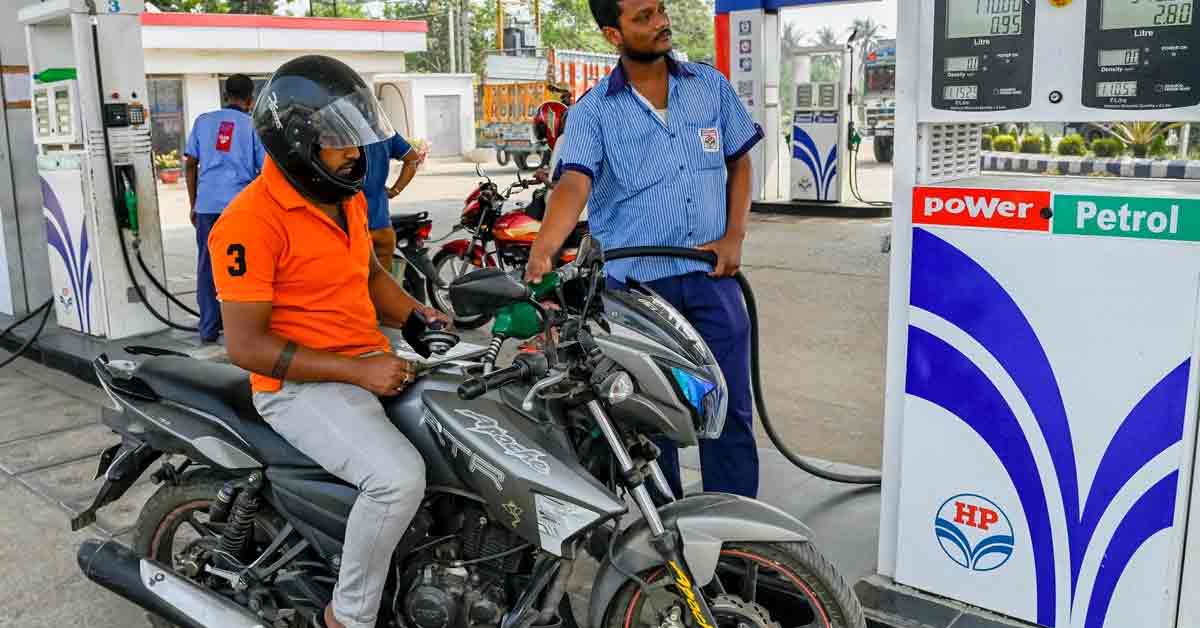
[789,46,849,202]
[20,0,169,339]
[869,1,1200,627]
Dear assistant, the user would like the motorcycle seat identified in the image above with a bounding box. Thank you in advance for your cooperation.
[390,212,429,229]
[134,356,316,468]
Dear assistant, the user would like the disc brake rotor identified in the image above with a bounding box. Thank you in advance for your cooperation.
[709,595,781,628]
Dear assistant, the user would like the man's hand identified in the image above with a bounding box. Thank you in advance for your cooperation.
[413,305,451,328]
[387,185,402,199]
[355,353,417,396]
[524,254,554,283]
[697,232,745,277]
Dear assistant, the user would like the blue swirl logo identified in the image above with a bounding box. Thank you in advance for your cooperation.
[935,493,1015,572]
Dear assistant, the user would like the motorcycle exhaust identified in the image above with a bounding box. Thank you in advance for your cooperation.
[78,539,267,628]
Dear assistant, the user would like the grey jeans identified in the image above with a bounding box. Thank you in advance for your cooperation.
[254,381,426,628]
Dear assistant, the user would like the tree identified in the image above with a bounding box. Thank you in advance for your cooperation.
[849,18,886,96]
[152,0,278,12]
[539,0,714,62]
[309,0,370,17]
[779,22,806,111]
[809,26,840,84]
[813,25,839,46]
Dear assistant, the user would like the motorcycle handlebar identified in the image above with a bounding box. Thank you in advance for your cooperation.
[457,353,550,400]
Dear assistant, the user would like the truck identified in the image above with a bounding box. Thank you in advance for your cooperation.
[861,38,896,163]
[478,49,619,170]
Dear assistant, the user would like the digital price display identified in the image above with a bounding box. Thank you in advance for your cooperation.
[933,0,1036,111]
[1097,80,1139,97]
[945,56,981,72]
[947,0,1023,38]
[1098,48,1142,66]
[1084,0,1200,109]
[1103,0,1193,30]
[944,85,980,100]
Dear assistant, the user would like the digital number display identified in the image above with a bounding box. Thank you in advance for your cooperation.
[1098,48,1142,66]
[943,85,980,100]
[945,55,981,72]
[1097,80,1139,97]
[947,0,1024,38]
[1103,0,1193,30]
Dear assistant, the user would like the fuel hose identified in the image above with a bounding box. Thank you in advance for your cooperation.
[603,246,882,485]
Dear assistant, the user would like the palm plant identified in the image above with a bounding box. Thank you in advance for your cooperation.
[1100,122,1182,158]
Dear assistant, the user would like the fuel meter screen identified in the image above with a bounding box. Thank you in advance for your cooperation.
[1103,0,1193,30]
[947,0,1024,38]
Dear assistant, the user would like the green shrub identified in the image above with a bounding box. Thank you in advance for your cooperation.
[992,134,1017,152]
[1042,133,1053,154]
[1057,134,1087,156]
[1027,126,1045,138]
[1091,137,1125,158]
[981,135,993,150]
[1149,134,1172,158]
[1019,136,1044,154]
[982,125,1001,138]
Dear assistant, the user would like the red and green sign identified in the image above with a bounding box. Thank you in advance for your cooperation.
[914,187,1052,231]
[1053,195,1200,242]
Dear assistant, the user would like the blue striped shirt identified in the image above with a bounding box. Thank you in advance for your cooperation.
[556,56,763,282]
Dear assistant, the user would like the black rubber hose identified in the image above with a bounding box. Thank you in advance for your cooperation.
[0,299,54,370]
[603,246,882,485]
[134,244,201,318]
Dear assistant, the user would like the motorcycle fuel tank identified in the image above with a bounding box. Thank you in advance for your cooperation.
[493,212,540,244]
[420,391,626,556]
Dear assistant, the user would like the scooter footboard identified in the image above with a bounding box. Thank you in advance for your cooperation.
[587,492,812,628]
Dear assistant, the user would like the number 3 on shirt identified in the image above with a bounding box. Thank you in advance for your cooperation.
[227,243,247,277]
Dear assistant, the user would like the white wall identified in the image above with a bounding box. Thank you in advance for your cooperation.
[376,74,476,155]
[182,74,221,142]
[142,25,425,55]
[146,49,407,76]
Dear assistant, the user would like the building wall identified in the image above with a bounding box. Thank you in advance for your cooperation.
[145,49,408,77]
[375,74,476,156]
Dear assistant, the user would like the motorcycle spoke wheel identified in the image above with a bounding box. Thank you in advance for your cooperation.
[430,250,491,328]
[608,544,864,628]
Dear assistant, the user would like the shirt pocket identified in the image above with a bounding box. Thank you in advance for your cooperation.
[687,123,726,171]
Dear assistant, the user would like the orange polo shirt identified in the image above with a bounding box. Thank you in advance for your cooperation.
[208,157,389,393]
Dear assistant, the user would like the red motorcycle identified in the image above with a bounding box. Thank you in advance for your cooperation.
[426,167,586,328]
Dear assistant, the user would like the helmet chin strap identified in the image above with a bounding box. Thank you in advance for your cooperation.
[303,145,366,204]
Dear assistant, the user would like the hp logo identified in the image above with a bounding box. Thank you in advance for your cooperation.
[934,494,1015,572]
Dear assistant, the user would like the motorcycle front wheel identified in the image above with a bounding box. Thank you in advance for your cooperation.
[604,542,865,628]
[427,248,493,329]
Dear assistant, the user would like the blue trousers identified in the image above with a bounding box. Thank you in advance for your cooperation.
[195,213,223,341]
[608,272,759,498]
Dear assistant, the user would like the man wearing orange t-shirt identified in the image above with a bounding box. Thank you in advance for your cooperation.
[208,56,446,628]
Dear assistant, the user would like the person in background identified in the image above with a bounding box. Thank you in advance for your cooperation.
[185,73,264,343]
[363,132,423,272]
[525,0,763,498]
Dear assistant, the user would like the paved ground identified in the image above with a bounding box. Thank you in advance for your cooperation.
[0,354,879,627]
[159,144,894,468]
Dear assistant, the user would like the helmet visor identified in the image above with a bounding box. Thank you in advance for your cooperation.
[314,86,396,149]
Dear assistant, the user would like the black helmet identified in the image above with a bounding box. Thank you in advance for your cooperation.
[253,55,395,205]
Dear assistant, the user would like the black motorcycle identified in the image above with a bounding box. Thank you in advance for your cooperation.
[72,237,865,628]
[391,211,438,305]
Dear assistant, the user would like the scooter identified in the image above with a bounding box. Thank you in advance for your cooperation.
[391,211,437,304]
[70,236,866,628]
[427,167,586,329]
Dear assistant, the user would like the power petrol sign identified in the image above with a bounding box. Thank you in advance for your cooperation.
[914,187,1200,242]
[1054,195,1200,242]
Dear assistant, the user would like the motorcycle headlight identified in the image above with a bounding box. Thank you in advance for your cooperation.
[670,366,727,440]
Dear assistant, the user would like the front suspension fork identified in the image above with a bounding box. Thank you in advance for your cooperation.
[586,401,720,628]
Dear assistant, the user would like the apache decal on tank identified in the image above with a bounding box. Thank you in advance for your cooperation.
[420,393,626,555]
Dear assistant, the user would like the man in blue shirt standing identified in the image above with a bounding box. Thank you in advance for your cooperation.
[363,133,421,272]
[185,74,264,343]
[526,0,764,497]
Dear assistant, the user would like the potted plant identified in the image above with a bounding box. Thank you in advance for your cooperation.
[154,150,182,184]
[1097,122,1181,159]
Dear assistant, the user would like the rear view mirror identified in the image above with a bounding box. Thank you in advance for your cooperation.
[576,234,603,267]
[449,268,531,317]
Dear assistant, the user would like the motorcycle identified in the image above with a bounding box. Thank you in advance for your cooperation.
[427,167,587,329]
[391,211,437,304]
[72,236,865,628]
